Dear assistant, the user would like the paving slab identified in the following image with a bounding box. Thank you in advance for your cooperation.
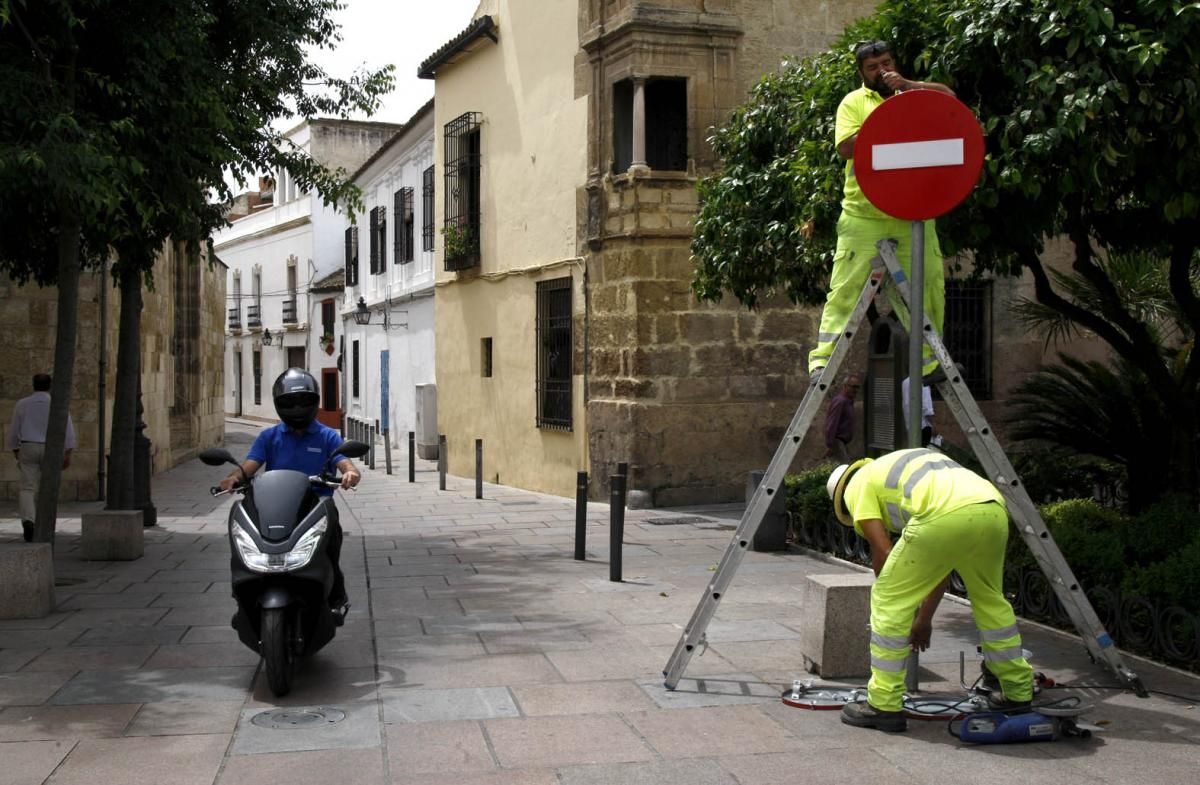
[123,699,243,737]
[230,701,380,755]
[72,625,188,646]
[379,686,519,723]
[482,714,656,768]
[142,643,261,669]
[382,719,496,775]
[556,758,738,785]
[636,673,782,709]
[50,667,255,705]
[624,705,798,759]
[0,671,76,707]
[512,680,658,716]
[43,733,228,785]
[0,703,140,741]
[216,747,387,785]
[397,652,563,689]
[0,739,75,785]
[246,666,382,708]
[25,644,157,672]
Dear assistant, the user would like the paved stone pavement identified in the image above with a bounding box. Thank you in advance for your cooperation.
[1,421,1198,785]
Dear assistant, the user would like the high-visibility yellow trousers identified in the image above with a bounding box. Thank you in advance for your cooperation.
[867,500,1033,712]
[808,212,945,375]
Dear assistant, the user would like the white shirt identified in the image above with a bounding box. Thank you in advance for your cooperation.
[6,391,76,451]
[901,378,934,429]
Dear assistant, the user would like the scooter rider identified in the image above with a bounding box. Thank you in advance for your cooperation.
[220,368,360,611]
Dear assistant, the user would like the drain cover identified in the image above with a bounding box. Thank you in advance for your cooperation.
[250,707,346,729]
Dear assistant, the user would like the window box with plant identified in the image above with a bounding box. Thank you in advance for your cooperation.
[442,221,478,271]
[319,331,335,355]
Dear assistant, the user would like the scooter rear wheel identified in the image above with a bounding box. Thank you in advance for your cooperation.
[261,607,295,696]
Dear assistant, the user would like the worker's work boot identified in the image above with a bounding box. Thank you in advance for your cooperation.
[841,701,907,733]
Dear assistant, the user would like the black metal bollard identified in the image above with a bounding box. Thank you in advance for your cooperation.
[609,473,626,582]
[369,421,377,470]
[383,423,393,475]
[574,471,588,561]
[617,461,628,478]
[438,434,447,491]
[475,439,483,499]
[408,431,416,483]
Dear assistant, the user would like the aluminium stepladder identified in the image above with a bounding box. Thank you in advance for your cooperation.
[661,238,1148,697]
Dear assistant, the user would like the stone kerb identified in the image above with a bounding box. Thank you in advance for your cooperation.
[0,543,55,618]
[798,572,875,678]
[81,509,145,561]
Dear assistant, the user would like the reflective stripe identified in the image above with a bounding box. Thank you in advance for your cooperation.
[817,332,840,344]
[884,449,934,489]
[871,656,908,672]
[901,459,962,498]
[983,645,1025,663]
[885,503,908,533]
[871,631,910,650]
[979,624,1020,643]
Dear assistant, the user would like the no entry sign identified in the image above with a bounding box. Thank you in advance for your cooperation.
[854,90,985,221]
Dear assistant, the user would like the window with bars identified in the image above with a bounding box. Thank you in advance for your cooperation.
[252,350,262,405]
[481,337,493,378]
[422,165,435,252]
[443,111,481,272]
[394,188,415,264]
[344,226,359,286]
[535,278,572,430]
[369,206,387,274]
[943,279,993,400]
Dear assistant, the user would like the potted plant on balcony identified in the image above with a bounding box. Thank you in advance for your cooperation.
[319,331,335,355]
[442,222,476,267]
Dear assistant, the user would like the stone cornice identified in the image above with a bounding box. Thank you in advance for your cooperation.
[581,8,743,53]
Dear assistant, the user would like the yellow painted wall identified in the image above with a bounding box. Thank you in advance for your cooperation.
[433,0,590,496]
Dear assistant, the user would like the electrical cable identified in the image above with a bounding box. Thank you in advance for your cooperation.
[1043,683,1200,704]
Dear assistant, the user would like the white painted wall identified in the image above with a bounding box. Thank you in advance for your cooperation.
[342,109,437,447]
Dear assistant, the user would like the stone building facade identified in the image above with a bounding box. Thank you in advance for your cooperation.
[0,242,226,502]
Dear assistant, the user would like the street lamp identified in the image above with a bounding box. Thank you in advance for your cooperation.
[262,327,274,345]
[353,296,372,326]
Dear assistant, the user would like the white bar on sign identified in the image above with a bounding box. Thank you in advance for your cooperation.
[872,139,964,171]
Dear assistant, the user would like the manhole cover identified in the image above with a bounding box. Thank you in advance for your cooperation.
[250,707,346,729]
[645,516,711,526]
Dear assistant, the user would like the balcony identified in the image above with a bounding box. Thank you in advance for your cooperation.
[282,297,298,325]
[228,307,241,331]
[246,302,262,329]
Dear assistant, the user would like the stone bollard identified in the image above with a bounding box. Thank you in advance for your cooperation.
[0,543,56,619]
[798,573,875,678]
[82,509,145,561]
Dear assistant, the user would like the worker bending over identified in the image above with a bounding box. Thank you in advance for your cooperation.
[827,448,1034,732]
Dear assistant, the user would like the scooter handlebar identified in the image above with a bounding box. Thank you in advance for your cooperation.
[307,475,358,492]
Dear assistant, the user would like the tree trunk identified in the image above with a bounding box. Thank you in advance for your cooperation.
[106,265,141,510]
[32,213,83,543]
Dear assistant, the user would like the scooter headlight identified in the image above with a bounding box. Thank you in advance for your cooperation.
[233,521,327,573]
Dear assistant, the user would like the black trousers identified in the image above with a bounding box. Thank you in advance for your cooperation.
[325,500,347,606]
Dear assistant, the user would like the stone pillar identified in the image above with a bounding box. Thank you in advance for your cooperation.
[631,77,648,170]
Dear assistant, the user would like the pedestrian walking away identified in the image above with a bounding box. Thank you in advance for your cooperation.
[219,367,361,611]
[6,373,75,542]
[826,448,1034,732]
[808,40,956,385]
[824,374,861,462]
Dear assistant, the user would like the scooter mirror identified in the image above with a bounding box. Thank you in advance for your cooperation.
[199,448,237,467]
[335,440,370,459]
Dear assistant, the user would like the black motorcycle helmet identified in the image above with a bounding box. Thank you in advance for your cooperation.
[272,368,321,430]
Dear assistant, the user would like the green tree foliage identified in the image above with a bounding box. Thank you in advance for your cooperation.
[0,0,394,538]
[692,0,1200,503]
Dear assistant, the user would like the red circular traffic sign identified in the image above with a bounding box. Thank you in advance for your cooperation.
[853,90,985,221]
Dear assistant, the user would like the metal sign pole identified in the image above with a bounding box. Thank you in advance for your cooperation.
[908,220,924,450]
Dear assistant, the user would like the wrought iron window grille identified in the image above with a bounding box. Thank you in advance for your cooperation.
[535,277,572,431]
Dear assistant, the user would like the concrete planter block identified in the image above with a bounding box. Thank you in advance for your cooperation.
[0,543,56,619]
[798,572,875,678]
[746,470,787,552]
[81,509,144,561]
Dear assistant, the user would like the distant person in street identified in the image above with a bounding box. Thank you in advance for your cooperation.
[809,40,955,387]
[219,368,360,612]
[824,374,861,462]
[6,374,75,542]
[827,449,1033,732]
[901,377,935,447]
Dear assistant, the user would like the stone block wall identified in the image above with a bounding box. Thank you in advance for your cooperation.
[0,242,226,503]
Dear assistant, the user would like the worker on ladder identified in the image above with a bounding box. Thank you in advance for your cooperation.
[827,448,1034,732]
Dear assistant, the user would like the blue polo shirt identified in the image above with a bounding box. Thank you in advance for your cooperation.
[246,422,347,497]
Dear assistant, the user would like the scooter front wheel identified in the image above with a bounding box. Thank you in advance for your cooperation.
[261,607,295,696]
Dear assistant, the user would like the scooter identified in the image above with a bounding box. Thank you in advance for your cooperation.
[200,440,368,696]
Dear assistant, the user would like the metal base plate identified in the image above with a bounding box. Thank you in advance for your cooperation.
[781,682,864,710]
[250,706,346,729]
